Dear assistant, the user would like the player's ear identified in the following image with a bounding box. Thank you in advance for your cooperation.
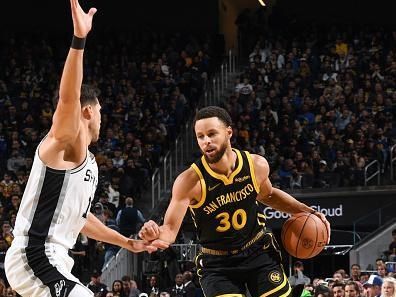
[82,105,93,120]
[226,126,233,138]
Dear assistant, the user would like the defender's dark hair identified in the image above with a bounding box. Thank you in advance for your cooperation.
[53,84,100,108]
[194,106,232,127]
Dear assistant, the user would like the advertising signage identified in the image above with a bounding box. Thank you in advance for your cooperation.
[263,188,396,229]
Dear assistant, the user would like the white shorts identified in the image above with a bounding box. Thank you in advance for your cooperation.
[5,238,93,297]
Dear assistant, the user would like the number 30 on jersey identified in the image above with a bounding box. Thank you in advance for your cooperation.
[215,209,247,232]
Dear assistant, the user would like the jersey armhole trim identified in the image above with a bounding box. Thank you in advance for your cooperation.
[245,151,261,194]
[189,164,207,209]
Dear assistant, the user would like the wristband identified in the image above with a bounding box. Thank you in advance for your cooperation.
[71,35,86,50]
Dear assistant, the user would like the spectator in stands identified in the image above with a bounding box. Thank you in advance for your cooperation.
[6,149,26,173]
[314,284,332,297]
[116,197,145,238]
[111,280,126,297]
[378,264,388,278]
[1,221,13,247]
[106,292,115,297]
[363,275,383,297]
[130,280,141,297]
[99,192,117,219]
[121,275,140,297]
[381,277,396,297]
[344,281,361,297]
[182,271,196,297]
[334,269,348,281]
[332,281,346,297]
[94,202,107,224]
[146,276,160,296]
[350,264,362,282]
[360,272,371,285]
[167,273,186,297]
[289,261,311,287]
[87,271,108,297]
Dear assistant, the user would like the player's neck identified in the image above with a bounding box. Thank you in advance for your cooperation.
[208,147,236,177]
[80,123,92,146]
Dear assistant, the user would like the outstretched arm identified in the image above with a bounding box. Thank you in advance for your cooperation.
[51,0,97,144]
[139,168,199,245]
[81,213,168,253]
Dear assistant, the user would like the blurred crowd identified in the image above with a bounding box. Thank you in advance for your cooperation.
[226,26,395,189]
[286,259,396,297]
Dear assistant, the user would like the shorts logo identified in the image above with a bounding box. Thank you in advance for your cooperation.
[269,271,282,284]
[54,280,65,297]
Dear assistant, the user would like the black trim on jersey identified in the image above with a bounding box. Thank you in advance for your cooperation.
[26,168,67,284]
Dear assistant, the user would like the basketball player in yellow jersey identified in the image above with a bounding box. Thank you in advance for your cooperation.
[140,106,330,297]
[4,1,167,297]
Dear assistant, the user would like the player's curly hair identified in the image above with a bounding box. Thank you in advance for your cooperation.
[193,106,232,127]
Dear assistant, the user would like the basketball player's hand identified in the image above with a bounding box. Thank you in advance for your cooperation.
[125,239,169,253]
[139,220,160,241]
[70,0,97,38]
[313,211,331,244]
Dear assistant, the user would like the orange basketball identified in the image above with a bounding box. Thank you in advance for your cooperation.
[281,212,328,259]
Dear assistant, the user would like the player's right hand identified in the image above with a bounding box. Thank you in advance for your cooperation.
[139,220,161,241]
[70,0,97,38]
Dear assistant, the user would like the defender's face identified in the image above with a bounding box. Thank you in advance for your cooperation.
[195,117,232,164]
[89,101,101,143]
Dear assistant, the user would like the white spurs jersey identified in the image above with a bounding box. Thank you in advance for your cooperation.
[12,146,98,250]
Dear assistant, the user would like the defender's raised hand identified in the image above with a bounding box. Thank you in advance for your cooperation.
[70,0,97,38]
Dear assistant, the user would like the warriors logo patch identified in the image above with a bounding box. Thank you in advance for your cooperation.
[269,270,282,284]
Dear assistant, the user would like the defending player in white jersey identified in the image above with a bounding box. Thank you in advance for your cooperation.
[4,1,168,296]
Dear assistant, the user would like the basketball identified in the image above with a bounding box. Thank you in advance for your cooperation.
[281,212,328,259]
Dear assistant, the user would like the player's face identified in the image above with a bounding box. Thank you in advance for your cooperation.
[195,117,232,164]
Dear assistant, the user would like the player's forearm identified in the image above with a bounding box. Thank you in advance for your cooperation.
[81,213,128,248]
[158,224,179,244]
[260,188,313,214]
[59,48,84,104]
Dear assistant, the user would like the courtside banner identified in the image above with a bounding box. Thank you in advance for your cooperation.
[263,188,396,228]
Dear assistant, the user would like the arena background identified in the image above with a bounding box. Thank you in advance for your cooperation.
[1,0,396,294]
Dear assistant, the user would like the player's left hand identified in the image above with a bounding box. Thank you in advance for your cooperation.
[312,211,331,244]
[70,0,97,38]
[139,220,160,241]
